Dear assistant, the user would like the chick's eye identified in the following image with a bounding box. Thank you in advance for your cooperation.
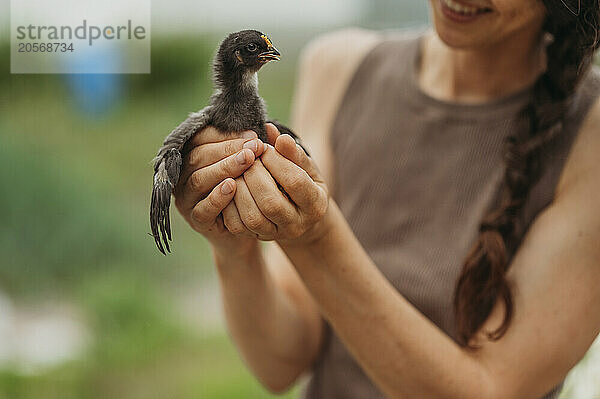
[246,43,258,52]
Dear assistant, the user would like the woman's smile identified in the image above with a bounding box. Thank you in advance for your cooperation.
[439,0,493,23]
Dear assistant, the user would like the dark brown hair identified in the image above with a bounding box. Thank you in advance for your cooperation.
[454,0,600,347]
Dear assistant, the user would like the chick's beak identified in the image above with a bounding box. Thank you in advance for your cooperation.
[258,47,281,62]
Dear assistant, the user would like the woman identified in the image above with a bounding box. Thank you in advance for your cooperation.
[173,0,600,398]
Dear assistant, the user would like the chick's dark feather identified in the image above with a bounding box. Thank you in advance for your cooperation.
[150,30,308,254]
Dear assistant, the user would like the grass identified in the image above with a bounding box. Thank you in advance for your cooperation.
[0,268,299,399]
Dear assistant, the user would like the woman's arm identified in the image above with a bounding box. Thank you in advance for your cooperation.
[213,241,323,393]
[273,97,600,399]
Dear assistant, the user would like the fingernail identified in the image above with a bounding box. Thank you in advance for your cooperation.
[242,131,257,139]
[221,180,233,195]
[243,138,258,152]
[236,150,248,164]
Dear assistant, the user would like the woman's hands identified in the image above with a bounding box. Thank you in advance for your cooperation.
[175,123,330,252]
[173,126,265,254]
[222,124,329,245]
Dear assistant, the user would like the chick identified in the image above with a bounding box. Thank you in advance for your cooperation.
[150,30,307,254]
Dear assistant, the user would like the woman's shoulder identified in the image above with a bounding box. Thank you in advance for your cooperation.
[555,65,600,198]
[576,64,600,100]
[292,27,425,130]
[299,28,381,64]
[585,64,600,83]
[297,27,425,80]
[295,28,382,96]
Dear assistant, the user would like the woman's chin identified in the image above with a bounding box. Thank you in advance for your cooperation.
[432,24,483,50]
[431,17,502,51]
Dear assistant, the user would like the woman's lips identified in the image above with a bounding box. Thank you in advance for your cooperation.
[439,0,492,23]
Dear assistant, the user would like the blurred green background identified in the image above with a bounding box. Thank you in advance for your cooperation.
[0,1,598,398]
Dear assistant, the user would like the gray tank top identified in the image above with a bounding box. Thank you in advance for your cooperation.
[303,31,600,399]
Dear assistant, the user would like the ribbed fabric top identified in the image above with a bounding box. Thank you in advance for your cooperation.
[303,31,600,399]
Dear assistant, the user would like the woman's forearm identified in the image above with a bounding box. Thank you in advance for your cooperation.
[278,202,497,399]
[212,242,317,392]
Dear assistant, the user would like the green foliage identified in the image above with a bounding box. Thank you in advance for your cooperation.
[79,272,183,366]
[0,138,143,295]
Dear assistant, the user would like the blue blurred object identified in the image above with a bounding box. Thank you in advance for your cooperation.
[63,45,124,117]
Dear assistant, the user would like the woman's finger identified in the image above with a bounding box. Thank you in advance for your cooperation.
[180,137,264,185]
[265,123,281,146]
[243,159,298,226]
[234,177,278,238]
[222,195,254,237]
[274,133,322,182]
[190,178,236,229]
[260,144,321,210]
[189,127,257,146]
[176,148,255,212]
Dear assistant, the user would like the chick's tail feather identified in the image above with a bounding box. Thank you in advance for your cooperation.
[150,108,211,254]
[150,148,182,254]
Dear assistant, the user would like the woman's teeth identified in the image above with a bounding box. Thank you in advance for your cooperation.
[442,0,489,15]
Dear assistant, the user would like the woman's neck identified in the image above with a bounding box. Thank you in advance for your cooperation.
[418,30,546,104]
